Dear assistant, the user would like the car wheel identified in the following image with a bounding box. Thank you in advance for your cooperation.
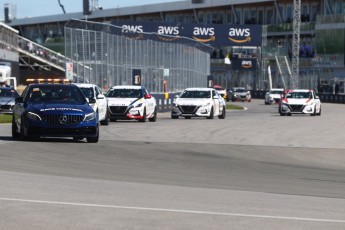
[12,115,20,139]
[149,107,157,122]
[100,109,110,126]
[280,112,285,116]
[317,107,321,116]
[19,117,28,141]
[218,106,226,119]
[310,106,316,116]
[86,125,99,143]
[207,107,214,119]
[171,115,179,119]
[184,116,191,119]
[139,108,146,122]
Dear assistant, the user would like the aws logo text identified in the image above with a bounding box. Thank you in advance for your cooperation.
[228,28,251,43]
[193,27,215,43]
[242,60,253,68]
[121,25,144,33]
[157,26,179,35]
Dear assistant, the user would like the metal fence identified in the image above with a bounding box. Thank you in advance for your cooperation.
[64,19,212,93]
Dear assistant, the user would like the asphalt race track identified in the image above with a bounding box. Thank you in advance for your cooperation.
[0,99,345,230]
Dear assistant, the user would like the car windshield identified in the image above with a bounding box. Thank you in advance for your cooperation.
[286,92,312,99]
[27,85,85,103]
[233,88,246,92]
[79,87,94,99]
[106,88,142,98]
[180,90,211,98]
[0,88,19,98]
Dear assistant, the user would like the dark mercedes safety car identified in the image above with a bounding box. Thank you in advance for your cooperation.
[12,82,99,142]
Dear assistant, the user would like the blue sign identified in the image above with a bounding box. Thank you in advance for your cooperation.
[111,21,262,47]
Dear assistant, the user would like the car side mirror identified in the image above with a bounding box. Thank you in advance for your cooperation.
[15,97,23,103]
[97,94,105,99]
[89,98,97,103]
[144,94,152,99]
[315,95,319,99]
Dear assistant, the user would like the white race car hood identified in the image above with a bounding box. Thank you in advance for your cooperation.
[284,98,311,105]
[108,97,142,106]
[177,98,210,106]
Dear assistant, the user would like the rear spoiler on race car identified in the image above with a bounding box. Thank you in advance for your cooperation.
[26,78,72,84]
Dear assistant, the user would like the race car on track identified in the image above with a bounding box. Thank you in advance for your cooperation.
[265,88,284,105]
[213,85,228,101]
[106,85,157,122]
[0,86,20,113]
[171,87,226,119]
[74,83,109,126]
[12,82,99,142]
[227,87,251,102]
[279,89,321,116]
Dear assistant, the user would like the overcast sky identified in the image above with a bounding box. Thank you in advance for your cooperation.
[1,0,185,20]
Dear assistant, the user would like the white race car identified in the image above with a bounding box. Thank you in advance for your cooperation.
[171,87,226,119]
[74,83,110,125]
[106,85,157,122]
[265,88,284,105]
[279,89,321,116]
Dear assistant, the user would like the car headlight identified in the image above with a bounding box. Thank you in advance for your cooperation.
[202,102,211,107]
[27,112,42,121]
[132,103,143,108]
[84,112,97,122]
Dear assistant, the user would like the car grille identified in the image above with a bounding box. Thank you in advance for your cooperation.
[109,106,128,114]
[289,104,304,112]
[43,114,84,125]
[179,105,198,114]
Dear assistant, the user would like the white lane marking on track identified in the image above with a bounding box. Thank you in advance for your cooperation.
[0,197,344,223]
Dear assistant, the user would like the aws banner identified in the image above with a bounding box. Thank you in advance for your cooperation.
[232,58,257,71]
[111,21,262,47]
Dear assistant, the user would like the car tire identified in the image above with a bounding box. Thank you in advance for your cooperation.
[218,106,226,119]
[171,115,179,119]
[207,107,214,119]
[86,125,99,143]
[138,108,146,122]
[12,116,20,139]
[19,117,28,141]
[149,107,157,122]
[100,109,110,126]
[310,106,316,116]
[317,107,321,116]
